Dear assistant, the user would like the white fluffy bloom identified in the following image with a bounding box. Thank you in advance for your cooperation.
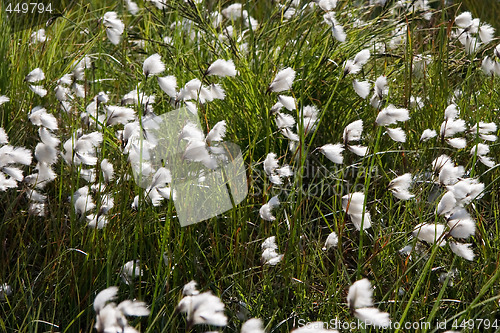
[478,24,495,44]
[420,129,437,141]
[352,80,370,99]
[157,75,177,98]
[375,105,410,126]
[0,95,9,106]
[101,159,114,183]
[323,12,346,42]
[103,12,124,45]
[143,53,165,77]
[261,236,284,265]
[347,279,390,328]
[389,173,414,200]
[385,127,406,142]
[413,223,446,246]
[342,192,371,230]
[29,85,47,97]
[277,95,296,111]
[25,68,45,83]
[268,67,296,92]
[206,120,227,143]
[319,143,344,164]
[104,105,136,125]
[343,120,363,143]
[322,232,338,251]
[446,137,466,149]
[94,286,150,333]
[206,59,237,77]
[449,242,474,261]
[455,12,472,28]
[176,290,228,328]
[276,112,296,129]
[259,196,280,221]
[241,318,265,333]
[120,260,142,285]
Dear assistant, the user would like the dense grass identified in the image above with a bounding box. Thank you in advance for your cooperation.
[1,0,500,332]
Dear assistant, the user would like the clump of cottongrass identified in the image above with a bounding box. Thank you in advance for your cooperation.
[352,80,371,99]
[120,260,142,285]
[322,231,338,251]
[263,153,292,185]
[323,12,346,42]
[268,67,296,92]
[157,75,177,98]
[25,68,47,97]
[102,12,124,45]
[241,318,265,333]
[261,236,284,266]
[176,281,228,329]
[319,143,344,164]
[342,192,371,230]
[344,49,370,76]
[0,129,32,191]
[413,223,446,246]
[420,128,437,142]
[62,131,103,166]
[388,173,414,200]
[469,121,498,142]
[206,59,237,77]
[370,76,388,108]
[470,143,496,168]
[347,279,390,328]
[94,286,150,333]
[143,53,165,78]
[260,196,280,221]
[343,119,368,156]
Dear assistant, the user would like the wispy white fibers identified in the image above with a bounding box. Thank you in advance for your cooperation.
[369,76,388,108]
[206,59,237,77]
[318,0,337,12]
[277,95,296,111]
[353,80,371,99]
[241,318,265,333]
[0,95,9,106]
[478,23,495,44]
[143,53,165,77]
[455,12,473,28]
[470,122,498,142]
[206,120,227,143]
[347,279,390,328]
[413,223,446,246]
[261,236,284,265]
[319,143,344,164]
[343,120,368,156]
[25,68,45,83]
[126,0,139,15]
[157,75,177,98]
[176,283,228,328]
[385,127,406,142]
[263,152,292,185]
[449,242,474,261]
[344,49,370,76]
[322,231,338,251]
[101,159,114,183]
[0,132,32,191]
[268,67,296,92]
[260,195,280,221]
[375,105,410,126]
[388,173,414,200]
[102,12,124,45]
[420,129,437,141]
[94,286,150,333]
[470,143,495,167]
[323,12,346,42]
[342,192,371,230]
[29,85,47,97]
[120,260,142,285]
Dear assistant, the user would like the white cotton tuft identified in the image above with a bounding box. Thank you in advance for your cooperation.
[449,242,474,261]
[385,127,406,142]
[277,95,296,111]
[263,153,279,176]
[0,128,8,144]
[413,223,446,246]
[455,12,473,28]
[446,137,466,149]
[343,120,363,143]
[420,129,437,141]
[143,53,165,77]
[104,105,136,125]
[206,59,237,77]
[29,85,47,97]
[268,67,296,92]
[322,232,338,251]
[103,11,124,45]
[259,196,280,221]
[320,143,344,164]
[348,144,368,157]
[157,75,177,98]
[93,286,118,313]
[0,95,9,106]
[347,278,373,309]
[388,173,414,200]
[126,0,139,15]
[352,80,370,99]
[318,0,337,11]
[206,120,227,143]
[25,68,45,83]
[354,307,391,328]
[241,318,265,333]
[275,112,296,129]
[376,105,410,126]
[101,159,114,183]
[478,24,495,44]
